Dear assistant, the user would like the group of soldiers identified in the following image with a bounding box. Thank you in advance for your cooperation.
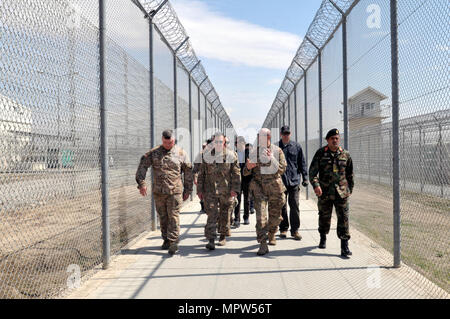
[136,127,354,258]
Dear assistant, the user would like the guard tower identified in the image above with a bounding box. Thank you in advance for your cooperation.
[348,86,388,130]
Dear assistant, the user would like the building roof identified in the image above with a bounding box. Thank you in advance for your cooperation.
[0,93,32,126]
[348,86,388,102]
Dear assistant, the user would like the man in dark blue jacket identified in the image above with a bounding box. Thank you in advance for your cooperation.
[278,126,308,240]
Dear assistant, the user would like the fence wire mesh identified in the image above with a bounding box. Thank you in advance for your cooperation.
[264,0,449,298]
[0,0,232,299]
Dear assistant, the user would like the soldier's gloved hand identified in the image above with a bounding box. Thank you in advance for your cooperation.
[302,181,309,187]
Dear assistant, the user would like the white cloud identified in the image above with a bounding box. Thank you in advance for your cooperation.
[225,107,234,115]
[171,0,301,70]
[232,118,263,142]
[267,77,284,85]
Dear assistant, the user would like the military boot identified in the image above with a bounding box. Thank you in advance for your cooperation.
[341,239,352,258]
[218,235,227,246]
[292,231,302,241]
[319,234,326,249]
[268,232,277,246]
[226,229,232,237]
[161,240,170,250]
[206,239,215,251]
[168,242,178,256]
[257,241,269,256]
[279,231,288,239]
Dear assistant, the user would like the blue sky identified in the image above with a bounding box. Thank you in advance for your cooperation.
[171,0,323,141]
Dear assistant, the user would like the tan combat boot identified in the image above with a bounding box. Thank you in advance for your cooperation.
[218,235,226,246]
[292,231,302,241]
[279,231,288,239]
[268,232,277,246]
[257,241,269,256]
[226,229,231,237]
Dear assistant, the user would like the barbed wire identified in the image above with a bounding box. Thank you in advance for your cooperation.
[138,0,233,129]
[263,0,357,127]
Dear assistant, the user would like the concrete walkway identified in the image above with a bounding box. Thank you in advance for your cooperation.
[67,195,448,299]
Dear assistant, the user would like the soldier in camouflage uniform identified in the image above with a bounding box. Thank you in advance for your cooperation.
[309,128,354,258]
[197,132,241,250]
[243,128,287,256]
[136,130,193,256]
[218,136,237,237]
[193,140,212,213]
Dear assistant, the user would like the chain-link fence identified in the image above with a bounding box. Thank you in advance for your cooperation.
[263,0,449,297]
[0,0,233,299]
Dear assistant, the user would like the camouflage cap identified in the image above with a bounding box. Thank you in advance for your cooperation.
[162,129,174,139]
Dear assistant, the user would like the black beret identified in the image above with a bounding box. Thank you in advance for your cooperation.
[326,128,340,140]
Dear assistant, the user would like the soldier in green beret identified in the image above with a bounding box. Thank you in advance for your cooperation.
[308,129,354,258]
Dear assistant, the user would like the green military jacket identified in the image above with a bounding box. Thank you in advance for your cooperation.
[243,144,287,196]
[136,145,193,195]
[197,148,241,196]
[309,146,354,199]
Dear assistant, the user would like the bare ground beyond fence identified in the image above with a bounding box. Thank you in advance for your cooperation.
[0,182,152,298]
[351,180,449,292]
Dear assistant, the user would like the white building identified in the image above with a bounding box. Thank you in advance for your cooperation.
[348,86,389,130]
[0,94,33,172]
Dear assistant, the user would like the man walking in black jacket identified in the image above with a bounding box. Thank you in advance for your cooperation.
[231,136,253,227]
[278,126,308,240]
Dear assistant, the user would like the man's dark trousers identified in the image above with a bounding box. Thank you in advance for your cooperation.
[233,178,250,222]
[280,185,300,234]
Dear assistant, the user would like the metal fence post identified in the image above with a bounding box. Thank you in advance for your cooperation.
[188,77,193,161]
[368,134,371,181]
[148,15,157,231]
[131,0,160,233]
[438,123,443,197]
[204,94,208,131]
[318,52,323,148]
[198,86,201,144]
[304,70,309,200]
[174,54,177,129]
[391,0,401,268]
[287,96,291,129]
[188,75,194,200]
[279,110,282,129]
[342,16,349,150]
[173,37,189,129]
[306,36,323,148]
[99,0,110,270]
